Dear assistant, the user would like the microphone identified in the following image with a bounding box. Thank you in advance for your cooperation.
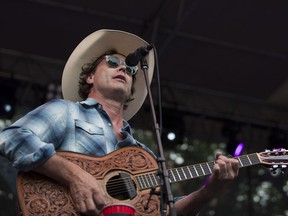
[125,45,153,67]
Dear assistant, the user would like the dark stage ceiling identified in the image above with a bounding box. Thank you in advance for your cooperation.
[1,0,288,129]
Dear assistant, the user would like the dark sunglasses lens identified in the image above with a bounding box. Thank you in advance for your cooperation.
[126,67,137,75]
[126,67,134,75]
[107,56,120,68]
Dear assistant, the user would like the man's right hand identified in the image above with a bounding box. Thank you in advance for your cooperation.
[68,169,107,215]
[34,154,107,215]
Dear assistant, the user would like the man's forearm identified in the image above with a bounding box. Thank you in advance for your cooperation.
[33,153,107,215]
[174,185,215,216]
[33,154,85,185]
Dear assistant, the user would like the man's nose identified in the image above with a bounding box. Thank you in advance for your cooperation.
[118,64,127,73]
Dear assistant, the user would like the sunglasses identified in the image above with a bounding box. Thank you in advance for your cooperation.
[104,55,138,75]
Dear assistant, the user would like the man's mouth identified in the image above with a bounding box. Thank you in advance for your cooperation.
[113,74,126,82]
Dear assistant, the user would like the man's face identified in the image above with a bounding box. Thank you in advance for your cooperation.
[86,54,134,102]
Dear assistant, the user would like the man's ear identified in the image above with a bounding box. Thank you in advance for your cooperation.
[86,74,94,84]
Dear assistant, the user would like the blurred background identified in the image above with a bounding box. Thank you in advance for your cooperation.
[1,0,288,215]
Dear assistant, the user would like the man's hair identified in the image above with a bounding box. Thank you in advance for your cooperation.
[78,49,136,109]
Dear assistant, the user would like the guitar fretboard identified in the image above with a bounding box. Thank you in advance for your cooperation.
[135,153,261,190]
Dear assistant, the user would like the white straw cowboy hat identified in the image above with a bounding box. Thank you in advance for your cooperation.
[62,29,155,120]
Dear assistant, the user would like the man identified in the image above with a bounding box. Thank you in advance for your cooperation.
[0,29,239,216]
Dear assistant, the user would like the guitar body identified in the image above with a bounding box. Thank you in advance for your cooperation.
[17,147,161,216]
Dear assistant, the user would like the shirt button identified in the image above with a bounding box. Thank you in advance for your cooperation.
[108,123,112,127]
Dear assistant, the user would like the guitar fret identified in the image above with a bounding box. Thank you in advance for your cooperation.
[239,155,253,167]
[201,163,211,175]
[175,169,181,180]
[186,166,193,178]
[140,175,147,188]
[195,164,204,176]
[192,165,199,177]
[249,153,261,164]
[136,175,144,189]
[181,167,187,179]
[200,164,205,175]
[183,167,190,179]
[238,155,250,167]
[237,157,243,167]
[177,168,186,180]
[246,155,252,165]
[193,166,199,176]
[207,163,212,174]
[174,169,181,181]
[150,173,158,186]
[141,175,148,188]
[169,169,177,182]
[146,174,153,187]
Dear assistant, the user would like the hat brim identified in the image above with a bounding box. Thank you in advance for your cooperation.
[62,29,154,120]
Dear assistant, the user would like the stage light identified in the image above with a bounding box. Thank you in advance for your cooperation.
[167,132,176,141]
[4,104,12,112]
[0,101,15,119]
[162,128,184,146]
[234,142,245,156]
[0,81,16,119]
[161,109,185,147]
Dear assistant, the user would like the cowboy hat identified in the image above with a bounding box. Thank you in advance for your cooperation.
[62,29,154,120]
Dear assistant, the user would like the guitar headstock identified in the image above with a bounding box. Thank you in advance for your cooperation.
[258,148,288,174]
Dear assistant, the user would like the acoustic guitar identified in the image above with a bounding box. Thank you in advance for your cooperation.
[17,146,288,216]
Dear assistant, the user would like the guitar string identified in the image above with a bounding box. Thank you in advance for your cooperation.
[103,163,214,195]
[104,153,261,190]
[103,161,215,189]
[105,166,213,196]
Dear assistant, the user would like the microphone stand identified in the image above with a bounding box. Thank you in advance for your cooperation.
[140,57,177,216]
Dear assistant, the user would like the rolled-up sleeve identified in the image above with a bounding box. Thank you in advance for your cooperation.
[0,99,69,171]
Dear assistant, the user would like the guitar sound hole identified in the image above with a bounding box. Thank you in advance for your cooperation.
[106,173,137,200]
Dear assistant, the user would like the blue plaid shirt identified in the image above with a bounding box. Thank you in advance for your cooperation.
[0,98,153,171]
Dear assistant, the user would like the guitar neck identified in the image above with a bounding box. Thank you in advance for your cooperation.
[136,153,261,190]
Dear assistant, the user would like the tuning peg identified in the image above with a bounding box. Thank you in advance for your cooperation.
[265,149,271,152]
[270,168,278,175]
[269,164,279,175]
[265,149,272,154]
[272,164,279,169]
[280,148,288,154]
[265,149,271,155]
[270,167,281,176]
[272,149,280,154]
[280,164,287,172]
